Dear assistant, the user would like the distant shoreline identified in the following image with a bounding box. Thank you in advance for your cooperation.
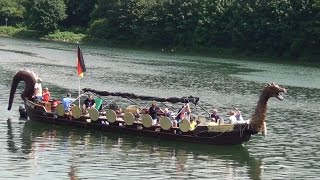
[1,26,319,67]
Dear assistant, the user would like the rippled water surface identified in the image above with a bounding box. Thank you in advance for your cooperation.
[0,37,319,179]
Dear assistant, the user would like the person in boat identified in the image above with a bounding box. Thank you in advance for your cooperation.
[148,101,163,125]
[109,100,122,114]
[82,94,96,114]
[34,78,43,101]
[210,109,222,123]
[51,98,60,113]
[190,116,197,131]
[164,108,177,127]
[42,87,50,102]
[229,110,237,124]
[234,108,244,121]
[184,102,191,121]
[164,108,173,119]
[175,103,191,122]
[62,93,74,112]
[175,106,183,122]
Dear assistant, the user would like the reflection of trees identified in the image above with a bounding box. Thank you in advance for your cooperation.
[19,120,262,179]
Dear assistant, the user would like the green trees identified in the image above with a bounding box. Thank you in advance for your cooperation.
[63,0,97,27]
[87,0,319,59]
[0,0,319,60]
[27,0,66,33]
[0,0,26,26]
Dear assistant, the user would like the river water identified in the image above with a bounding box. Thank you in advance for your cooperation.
[0,37,319,179]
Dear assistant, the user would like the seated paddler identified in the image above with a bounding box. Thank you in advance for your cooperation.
[109,99,122,114]
[82,94,96,114]
[148,101,164,125]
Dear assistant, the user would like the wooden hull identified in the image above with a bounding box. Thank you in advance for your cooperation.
[24,100,253,145]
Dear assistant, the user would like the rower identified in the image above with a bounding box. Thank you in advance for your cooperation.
[82,94,96,114]
[148,101,163,125]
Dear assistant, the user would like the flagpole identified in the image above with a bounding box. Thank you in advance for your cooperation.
[77,42,81,108]
[78,78,81,107]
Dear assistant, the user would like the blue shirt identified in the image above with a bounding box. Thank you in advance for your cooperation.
[62,97,73,111]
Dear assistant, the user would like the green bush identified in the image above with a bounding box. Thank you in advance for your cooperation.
[0,26,23,36]
[45,30,86,43]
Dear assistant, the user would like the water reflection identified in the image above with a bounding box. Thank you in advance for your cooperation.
[17,120,262,179]
[68,163,78,180]
[6,118,18,153]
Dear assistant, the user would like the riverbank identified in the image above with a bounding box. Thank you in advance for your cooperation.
[1,26,319,66]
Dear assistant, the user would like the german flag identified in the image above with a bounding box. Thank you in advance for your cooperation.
[77,45,86,78]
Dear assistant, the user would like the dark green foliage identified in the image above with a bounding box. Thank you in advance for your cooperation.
[0,0,26,26]
[87,0,319,60]
[62,0,97,27]
[27,0,67,33]
[1,0,319,60]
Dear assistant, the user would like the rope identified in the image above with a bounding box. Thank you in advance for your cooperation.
[239,123,248,137]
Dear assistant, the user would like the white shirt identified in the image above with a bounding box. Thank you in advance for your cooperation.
[34,83,42,96]
[229,115,237,124]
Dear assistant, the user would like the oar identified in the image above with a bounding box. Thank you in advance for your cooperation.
[126,96,140,106]
[71,93,86,105]
[195,103,211,117]
[159,101,170,108]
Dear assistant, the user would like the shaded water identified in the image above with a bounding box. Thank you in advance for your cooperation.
[0,37,319,179]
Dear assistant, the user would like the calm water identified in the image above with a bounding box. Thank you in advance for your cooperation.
[0,37,319,179]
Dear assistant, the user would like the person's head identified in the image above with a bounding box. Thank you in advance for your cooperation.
[229,110,235,116]
[88,94,93,100]
[234,108,240,112]
[44,87,49,91]
[151,101,157,107]
[37,78,42,83]
[212,109,218,114]
[67,93,71,97]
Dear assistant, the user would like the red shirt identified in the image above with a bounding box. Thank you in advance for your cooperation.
[42,91,50,102]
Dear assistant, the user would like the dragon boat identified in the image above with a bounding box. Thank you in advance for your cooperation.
[7,70,286,145]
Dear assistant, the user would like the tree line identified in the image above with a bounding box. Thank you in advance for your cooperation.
[1,0,319,60]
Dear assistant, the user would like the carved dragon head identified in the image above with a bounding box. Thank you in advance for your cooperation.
[261,82,287,101]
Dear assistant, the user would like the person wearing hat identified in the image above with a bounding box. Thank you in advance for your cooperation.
[42,87,50,102]
[34,78,43,101]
